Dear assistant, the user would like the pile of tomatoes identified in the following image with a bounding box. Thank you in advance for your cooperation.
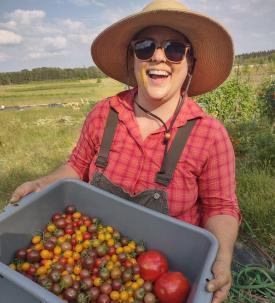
[9,205,190,303]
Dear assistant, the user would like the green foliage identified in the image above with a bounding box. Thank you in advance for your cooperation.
[257,78,275,123]
[228,120,275,168]
[196,78,259,123]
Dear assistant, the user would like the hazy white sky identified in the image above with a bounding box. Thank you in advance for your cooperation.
[0,0,274,72]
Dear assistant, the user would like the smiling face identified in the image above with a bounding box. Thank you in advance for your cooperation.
[133,26,190,106]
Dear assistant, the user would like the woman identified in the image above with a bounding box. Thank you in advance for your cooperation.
[11,1,241,302]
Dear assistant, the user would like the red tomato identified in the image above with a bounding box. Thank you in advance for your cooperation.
[83,232,92,240]
[137,250,168,281]
[154,272,190,303]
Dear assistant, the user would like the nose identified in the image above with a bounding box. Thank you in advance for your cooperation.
[152,46,166,62]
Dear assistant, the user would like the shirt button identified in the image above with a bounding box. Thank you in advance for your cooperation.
[153,192,160,199]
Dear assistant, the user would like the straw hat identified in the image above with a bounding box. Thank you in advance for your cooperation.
[91,0,234,96]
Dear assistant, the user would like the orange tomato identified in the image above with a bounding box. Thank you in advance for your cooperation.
[31,235,41,244]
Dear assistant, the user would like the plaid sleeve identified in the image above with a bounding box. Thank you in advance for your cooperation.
[67,110,97,182]
[198,122,242,226]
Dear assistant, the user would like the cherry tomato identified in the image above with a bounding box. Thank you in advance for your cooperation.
[154,272,190,303]
[137,250,168,281]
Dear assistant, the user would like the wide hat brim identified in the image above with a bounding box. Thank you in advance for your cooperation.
[91,7,234,96]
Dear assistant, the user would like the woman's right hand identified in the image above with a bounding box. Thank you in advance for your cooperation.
[10,180,43,203]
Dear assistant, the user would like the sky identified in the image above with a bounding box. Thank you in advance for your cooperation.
[0,0,274,72]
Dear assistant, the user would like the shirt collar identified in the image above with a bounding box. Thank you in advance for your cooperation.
[110,87,205,130]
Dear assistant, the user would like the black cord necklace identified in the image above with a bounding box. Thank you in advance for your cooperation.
[134,94,185,144]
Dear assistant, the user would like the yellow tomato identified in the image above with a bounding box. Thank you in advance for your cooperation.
[35,243,43,251]
[72,212,81,219]
[136,278,144,287]
[98,233,105,242]
[93,277,102,287]
[111,255,118,262]
[44,260,52,269]
[73,265,82,275]
[47,224,56,233]
[21,262,30,271]
[67,257,75,266]
[123,246,131,253]
[36,266,47,276]
[106,226,113,233]
[54,246,62,255]
[73,252,81,261]
[116,247,123,254]
[57,236,66,244]
[83,240,91,249]
[74,244,83,253]
[128,241,136,250]
[76,234,83,242]
[31,235,41,244]
[120,291,129,301]
[40,249,50,259]
[63,250,73,258]
[79,225,87,233]
[106,261,114,271]
[110,291,120,301]
[105,233,112,240]
[107,239,115,247]
[131,282,139,290]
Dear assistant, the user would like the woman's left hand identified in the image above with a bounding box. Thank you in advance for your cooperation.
[207,258,232,303]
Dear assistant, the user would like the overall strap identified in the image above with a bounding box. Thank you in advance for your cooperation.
[155,119,198,186]
[95,107,119,168]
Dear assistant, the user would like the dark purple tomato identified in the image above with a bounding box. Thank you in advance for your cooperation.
[48,236,57,244]
[133,264,140,275]
[63,287,77,301]
[27,250,40,263]
[97,293,110,303]
[80,277,93,290]
[143,281,153,292]
[82,256,94,270]
[55,229,65,237]
[86,287,100,301]
[71,281,80,291]
[112,279,122,291]
[51,283,62,295]
[48,270,61,283]
[16,249,27,261]
[79,269,90,279]
[88,224,97,234]
[44,241,55,251]
[55,218,66,229]
[121,237,129,246]
[61,241,72,252]
[65,205,76,214]
[100,282,112,295]
[122,268,133,282]
[96,244,108,257]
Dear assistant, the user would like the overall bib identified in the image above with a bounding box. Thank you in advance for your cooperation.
[91,108,197,216]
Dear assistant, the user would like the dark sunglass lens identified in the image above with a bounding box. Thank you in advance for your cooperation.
[165,42,185,62]
[134,40,155,60]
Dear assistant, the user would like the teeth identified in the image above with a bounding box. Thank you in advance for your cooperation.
[148,70,169,76]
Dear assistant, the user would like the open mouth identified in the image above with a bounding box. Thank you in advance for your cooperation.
[147,70,171,80]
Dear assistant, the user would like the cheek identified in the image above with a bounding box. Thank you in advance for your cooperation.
[134,61,148,87]
[172,62,188,84]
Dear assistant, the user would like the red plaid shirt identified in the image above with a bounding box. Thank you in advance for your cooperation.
[68,88,241,226]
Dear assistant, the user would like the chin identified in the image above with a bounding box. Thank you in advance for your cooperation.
[146,87,170,101]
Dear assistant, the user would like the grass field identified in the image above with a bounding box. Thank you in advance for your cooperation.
[0,78,274,303]
[0,78,125,106]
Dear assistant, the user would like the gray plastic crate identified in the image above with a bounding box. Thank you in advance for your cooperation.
[0,179,218,303]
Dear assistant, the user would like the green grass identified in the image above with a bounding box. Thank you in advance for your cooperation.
[0,78,125,106]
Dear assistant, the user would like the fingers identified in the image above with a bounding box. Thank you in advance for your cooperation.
[207,274,229,293]
[10,181,40,203]
[211,284,231,303]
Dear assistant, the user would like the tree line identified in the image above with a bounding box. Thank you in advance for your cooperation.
[0,66,106,85]
[235,50,275,66]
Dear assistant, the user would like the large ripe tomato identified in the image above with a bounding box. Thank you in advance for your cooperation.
[154,272,190,303]
[137,250,168,281]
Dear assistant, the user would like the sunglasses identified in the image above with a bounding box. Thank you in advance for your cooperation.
[131,39,190,63]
